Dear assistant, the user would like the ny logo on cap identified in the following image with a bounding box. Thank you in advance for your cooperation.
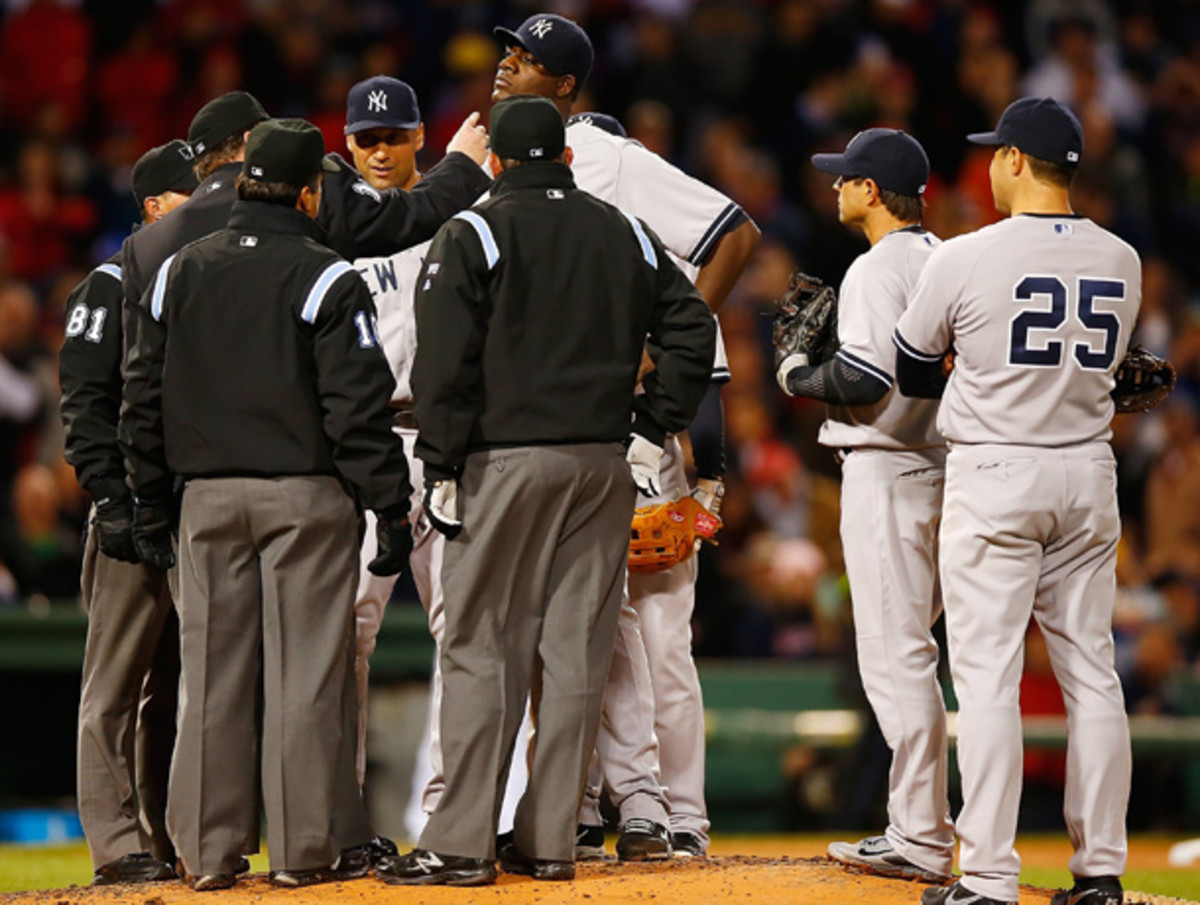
[368,90,388,113]
[178,144,195,161]
[530,18,553,38]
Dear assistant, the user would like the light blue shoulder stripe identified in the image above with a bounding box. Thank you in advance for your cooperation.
[620,210,657,269]
[94,262,122,281]
[150,254,177,322]
[453,210,499,270]
[302,261,355,324]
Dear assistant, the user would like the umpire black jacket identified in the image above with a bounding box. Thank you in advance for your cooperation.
[121,151,491,309]
[412,162,715,481]
[59,254,126,498]
[119,200,410,514]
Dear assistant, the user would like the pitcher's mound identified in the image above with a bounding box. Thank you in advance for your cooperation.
[0,855,1066,904]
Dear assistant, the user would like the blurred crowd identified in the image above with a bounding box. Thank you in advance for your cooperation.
[1,0,1199,718]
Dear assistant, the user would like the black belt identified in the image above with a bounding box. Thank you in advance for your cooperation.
[393,410,418,430]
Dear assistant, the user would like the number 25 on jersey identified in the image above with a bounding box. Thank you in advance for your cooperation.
[1009,276,1127,370]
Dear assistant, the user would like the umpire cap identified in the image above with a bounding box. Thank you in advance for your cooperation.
[967,97,1083,167]
[493,14,594,88]
[489,95,566,162]
[811,128,929,197]
[242,119,337,183]
[345,76,421,135]
[188,90,269,157]
[132,140,200,208]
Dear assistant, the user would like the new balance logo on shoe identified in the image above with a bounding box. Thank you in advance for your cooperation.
[414,851,443,873]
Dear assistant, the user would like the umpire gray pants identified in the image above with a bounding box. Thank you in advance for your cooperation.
[77,514,177,869]
[167,476,367,874]
[420,444,635,863]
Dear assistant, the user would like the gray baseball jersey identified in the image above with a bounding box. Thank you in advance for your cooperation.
[822,224,953,877]
[894,212,1139,903]
[820,227,942,451]
[895,215,1141,445]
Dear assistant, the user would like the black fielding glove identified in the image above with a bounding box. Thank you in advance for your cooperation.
[368,509,414,576]
[89,476,140,564]
[132,499,175,571]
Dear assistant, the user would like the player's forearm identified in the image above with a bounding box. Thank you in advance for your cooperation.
[784,354,890,405]
[688,382,725,480]
[693,219,760,311]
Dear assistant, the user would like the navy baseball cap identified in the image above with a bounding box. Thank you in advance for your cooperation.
[811,128,930,197]
[188,90,269,157]
[567,111,627,138]
[345,76,421,135]
[493,14,594,88]
[490,95,565,162]
[242,119,337,183]
[132,139,200,207]
[967,97,1083,167]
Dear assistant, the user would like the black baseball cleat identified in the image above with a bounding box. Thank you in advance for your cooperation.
[575,823,606,860]
[375,849,497,886]
[498,841,576,881]
[921,880,1016,905]
[185,871,237,891]
[670,830,708,858]
[235,856,252,874]
[92,852,176,885]
[1049,875,1124,905]
[616,817,672,861]
[270,867,331,888]
[368,834,399,862]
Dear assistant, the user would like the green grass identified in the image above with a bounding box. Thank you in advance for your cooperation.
[1021,867,1200,901]
[0,843,272,893]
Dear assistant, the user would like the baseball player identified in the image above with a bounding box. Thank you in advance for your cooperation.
[341,75,532,835]
[378,94,715,886]
[120,119,415,891]
[490,13,757,860]
[894,97,1137,905]
[60,139,197,886]
[777,129,953,883]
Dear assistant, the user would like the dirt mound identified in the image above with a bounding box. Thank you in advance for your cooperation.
[0,855,1063,905]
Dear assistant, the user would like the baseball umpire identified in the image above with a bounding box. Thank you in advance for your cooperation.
[119,118,414,891]
[376,94,715,887]
[777,128,954,884]
[60,139,197,886]
[895,97,1138,905]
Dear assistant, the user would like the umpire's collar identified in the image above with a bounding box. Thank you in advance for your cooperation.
[226,199,328,243]
[491,161,576,196]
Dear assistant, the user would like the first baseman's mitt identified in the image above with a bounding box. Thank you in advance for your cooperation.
[1112,345,1176,413]
[771,271,839,369]
[628,496,722,574]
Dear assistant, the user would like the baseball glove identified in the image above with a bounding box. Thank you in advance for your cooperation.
[1112,345,1176,414]
[771,270,839,370]
[628,495,723,574]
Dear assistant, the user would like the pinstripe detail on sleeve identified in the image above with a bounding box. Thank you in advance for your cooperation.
[150,254,177,322]
[302,261,356,324]
[687,202,745,266]
[94,262,122,282]
[893,329,944,362]
[836,348,893,388]
[620,210,658,268]
[453,210,500,270]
